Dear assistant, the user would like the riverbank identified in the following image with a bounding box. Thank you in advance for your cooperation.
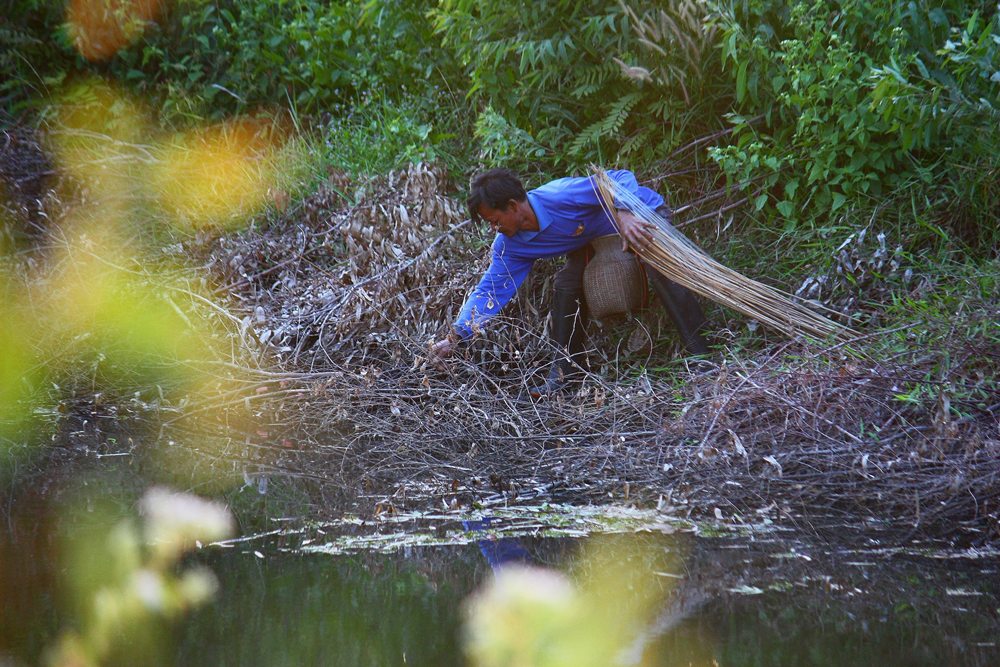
[2,130,998,548]
[176,164,1000,545]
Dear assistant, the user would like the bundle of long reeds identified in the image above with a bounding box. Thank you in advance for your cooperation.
[593,168,858,343]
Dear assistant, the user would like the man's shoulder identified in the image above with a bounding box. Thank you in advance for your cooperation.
[530,175,597,208]
[532,175,591,195]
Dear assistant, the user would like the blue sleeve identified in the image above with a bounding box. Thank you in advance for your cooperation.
[453,241,534,339]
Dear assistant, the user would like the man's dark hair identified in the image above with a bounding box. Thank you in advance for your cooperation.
[467,168,527,222]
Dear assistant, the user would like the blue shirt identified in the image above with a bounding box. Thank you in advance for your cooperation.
[453,169,664,338]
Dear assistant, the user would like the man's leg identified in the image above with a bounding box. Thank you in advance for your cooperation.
[529,245,591,397]
[646,205,710,356]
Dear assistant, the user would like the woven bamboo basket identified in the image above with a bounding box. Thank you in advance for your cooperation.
[583,234,645,318]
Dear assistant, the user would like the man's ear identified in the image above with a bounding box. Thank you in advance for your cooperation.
[504,199,519,211]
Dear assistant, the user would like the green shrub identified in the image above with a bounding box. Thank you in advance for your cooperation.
[321,93,467,176]
[1,1,74,114]
[1,0,465,124]
[432,0,728,170]
[708,0,1000,240]
[107,0,462,122]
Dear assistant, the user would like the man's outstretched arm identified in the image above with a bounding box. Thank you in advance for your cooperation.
[428,250,534,363]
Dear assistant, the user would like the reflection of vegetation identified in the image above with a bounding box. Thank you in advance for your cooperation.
[4,484,999,667]
[299,505,694,555]
[90,525,1000,666]
[682,583,1000,666]
[175,548,477,667]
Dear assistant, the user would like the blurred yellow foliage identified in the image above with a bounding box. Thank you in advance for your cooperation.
[66,0,163,62]
[463,537,693,667]
[48,80,149,194]
[46,487,233,667]
[0,280,37,440]
[154,118,283,231]
[0,79,287,482]
[47,215,212,373]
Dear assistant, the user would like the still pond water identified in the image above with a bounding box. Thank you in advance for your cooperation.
[3,486,999,667]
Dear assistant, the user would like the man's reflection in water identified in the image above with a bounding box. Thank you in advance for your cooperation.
[462,517,531,571]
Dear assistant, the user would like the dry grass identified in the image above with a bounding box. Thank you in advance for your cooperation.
[167,325,999,543]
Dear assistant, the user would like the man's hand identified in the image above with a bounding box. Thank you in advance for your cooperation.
[617,210,655,253]
[427,335,456,369]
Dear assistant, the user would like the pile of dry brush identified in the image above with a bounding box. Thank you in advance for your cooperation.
[183,163,1000,545]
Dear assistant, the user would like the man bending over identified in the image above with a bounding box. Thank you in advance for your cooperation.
[429,168,709,397]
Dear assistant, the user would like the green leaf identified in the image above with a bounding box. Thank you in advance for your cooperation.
[262,50,284,65]
[753,193,768,211]
[784,179,799,200]
[736,60,749,103]
[725,32,737,64]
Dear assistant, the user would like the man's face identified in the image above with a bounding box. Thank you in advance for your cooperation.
[477,200,530,238]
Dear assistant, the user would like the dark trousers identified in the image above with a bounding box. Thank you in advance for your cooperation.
[552,205,709,355]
